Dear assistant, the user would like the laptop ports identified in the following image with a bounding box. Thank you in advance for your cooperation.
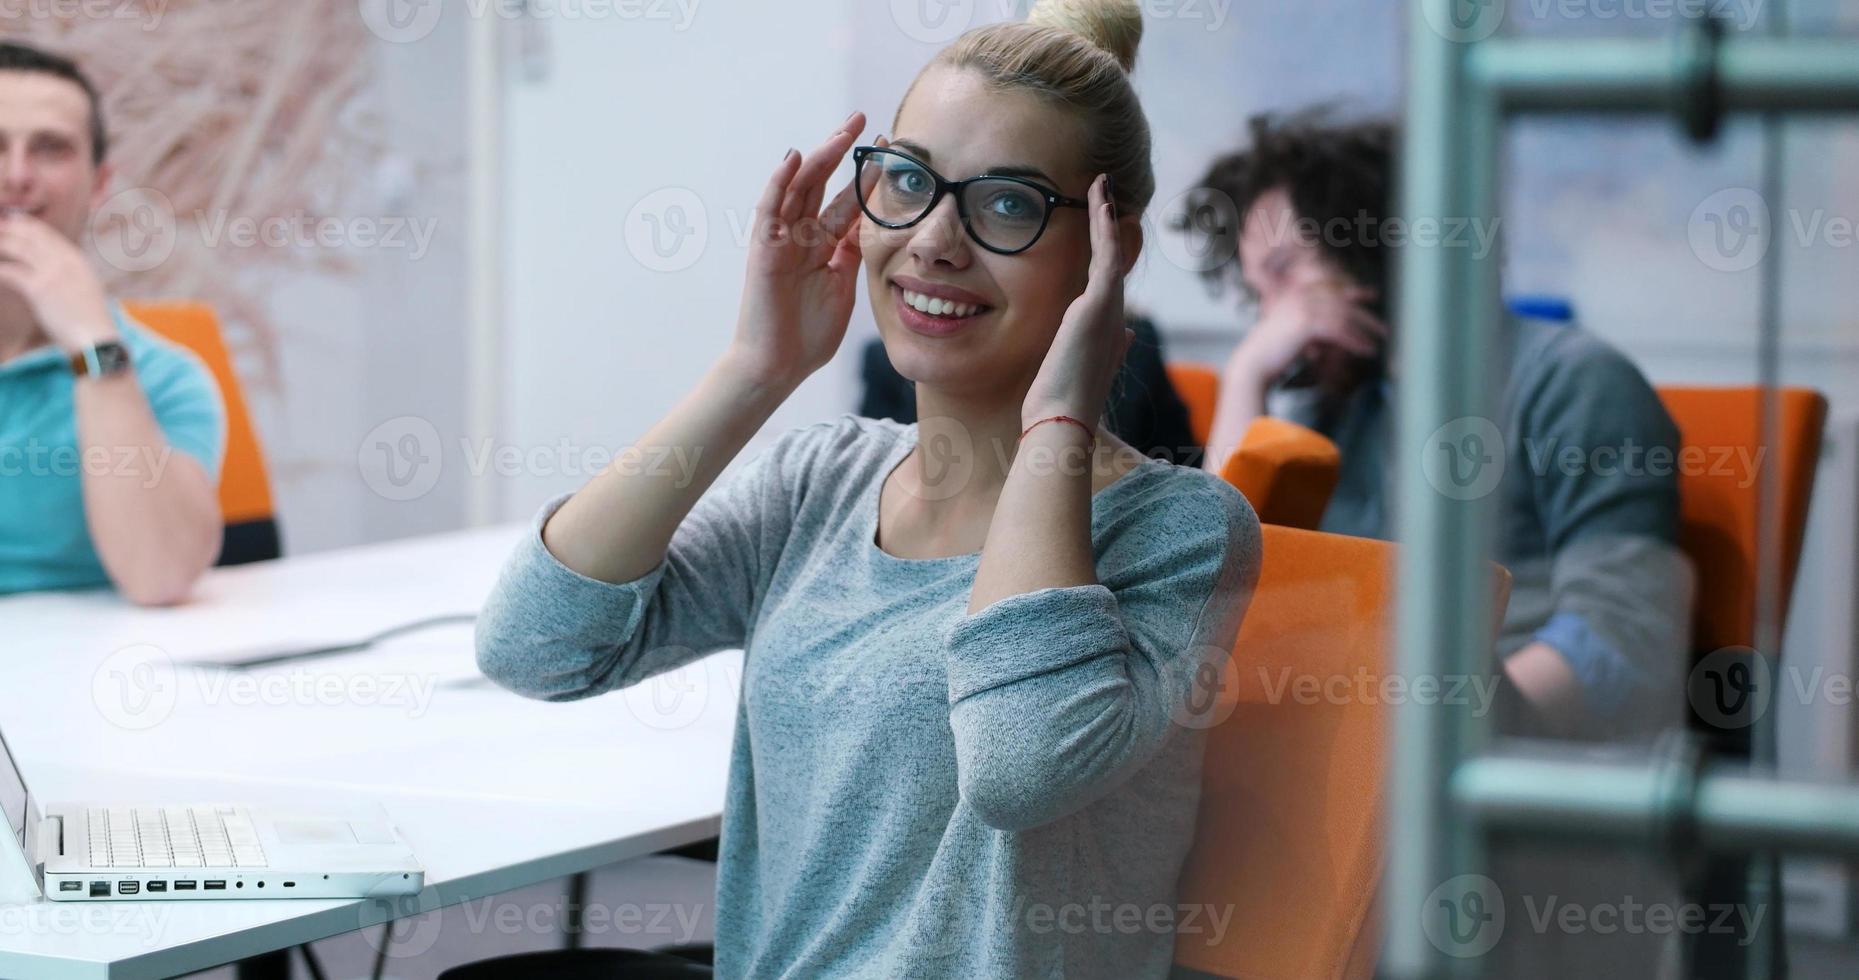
[173,880,197,891]
[89,881,109,897]
[147,881,168,893]
[203,880,227,890]
[117,881,140,895]
[58,881,81,892]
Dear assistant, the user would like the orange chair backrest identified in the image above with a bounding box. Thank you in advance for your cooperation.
[1220,417,1343,531]
[1655,386,1826,653]
[123,301,276,525]
[1174,525,1512,979]
[1168,361,1221,449]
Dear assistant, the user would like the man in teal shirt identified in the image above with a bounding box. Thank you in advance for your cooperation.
[0,41,224,604]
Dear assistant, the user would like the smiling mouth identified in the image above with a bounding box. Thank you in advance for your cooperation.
[897,286,992,320]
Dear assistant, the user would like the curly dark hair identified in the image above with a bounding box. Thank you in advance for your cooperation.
[1180,107,1397,302]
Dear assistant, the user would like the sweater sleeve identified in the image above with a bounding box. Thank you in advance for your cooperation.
[941,477,1261,832]
[474,420,822,701]
[1516,336,1696,725]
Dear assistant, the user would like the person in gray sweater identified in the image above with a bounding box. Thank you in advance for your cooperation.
[1191,108,1695,742]
[1189,107,1700,979]
[475,3,1260,978]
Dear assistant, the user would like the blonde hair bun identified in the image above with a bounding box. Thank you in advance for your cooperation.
[1027,0,1143,72]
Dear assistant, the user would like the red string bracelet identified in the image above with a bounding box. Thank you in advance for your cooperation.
[1020,414,1097,452]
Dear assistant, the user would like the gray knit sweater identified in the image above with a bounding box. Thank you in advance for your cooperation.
[476,413,1260,979]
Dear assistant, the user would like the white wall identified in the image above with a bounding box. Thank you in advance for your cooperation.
[495,0,860,520]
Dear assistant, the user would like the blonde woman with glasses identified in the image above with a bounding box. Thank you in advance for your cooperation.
[473,2,1260,977]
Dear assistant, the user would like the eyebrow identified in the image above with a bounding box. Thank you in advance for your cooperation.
[888,138,1060,187]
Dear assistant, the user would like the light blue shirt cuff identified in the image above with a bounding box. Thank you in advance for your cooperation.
[1533,610,1650,721]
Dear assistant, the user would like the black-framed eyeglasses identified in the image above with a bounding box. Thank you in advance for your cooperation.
[852,145,1088,256]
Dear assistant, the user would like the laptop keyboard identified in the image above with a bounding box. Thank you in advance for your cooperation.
[86,806,267,869]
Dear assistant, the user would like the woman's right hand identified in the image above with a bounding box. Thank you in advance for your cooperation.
[725,111,868,389]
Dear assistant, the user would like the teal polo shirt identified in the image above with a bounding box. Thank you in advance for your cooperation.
[0,306,226,595]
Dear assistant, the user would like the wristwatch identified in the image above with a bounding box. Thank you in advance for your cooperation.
[70,339,131,379]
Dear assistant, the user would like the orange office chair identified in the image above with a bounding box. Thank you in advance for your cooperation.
[1165,361,1343,530]
[124,301,282,565]
[1656,386,1826,979]
[1219,418,1343,531]
[1167,361,1220,449]
[1655,386,1827,660]
[1174,526,1513,980]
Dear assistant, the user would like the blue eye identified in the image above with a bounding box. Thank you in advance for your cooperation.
[884,166,932,199]
[980,186,1040,224]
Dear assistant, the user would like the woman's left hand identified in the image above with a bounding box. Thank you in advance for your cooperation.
[1021,173,1134,431]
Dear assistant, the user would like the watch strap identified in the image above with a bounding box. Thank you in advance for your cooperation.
[70,340,131,378]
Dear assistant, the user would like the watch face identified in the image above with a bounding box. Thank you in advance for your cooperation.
[74,341,132,378]
[93,342,131,375]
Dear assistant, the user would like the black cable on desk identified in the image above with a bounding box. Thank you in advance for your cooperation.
[187,613,478,670]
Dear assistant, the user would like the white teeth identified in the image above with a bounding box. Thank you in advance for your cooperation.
[901,289,981,319]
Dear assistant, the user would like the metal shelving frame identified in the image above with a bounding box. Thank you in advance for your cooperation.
[1388,6,1859,978]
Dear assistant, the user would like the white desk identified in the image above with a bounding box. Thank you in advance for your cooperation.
[0,526,740,979]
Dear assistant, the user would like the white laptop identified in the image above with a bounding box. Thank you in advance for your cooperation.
[0,724,424,902]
